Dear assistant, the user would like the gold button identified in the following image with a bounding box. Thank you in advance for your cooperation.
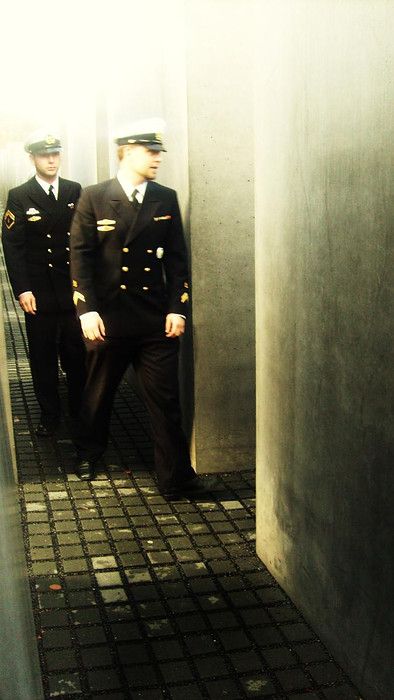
[144,267,151,272]
[120,284,127,290]
[47,234,51,238]
[147,249,153,253]
[66,261,69,265]
[122,266,129,272]
[122,247,129,253]
[143,286,149,291]
[48,249,52,253]
[66,247,70,251]
[48,263,53,268]
[67,232,70,236]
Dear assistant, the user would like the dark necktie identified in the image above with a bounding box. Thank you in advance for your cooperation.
[48,184,56,201]
[131,188,140,210]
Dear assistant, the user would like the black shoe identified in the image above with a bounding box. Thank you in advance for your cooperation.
[179,475,209,496]
[161,489,183,501]
[35,423,55,437]
[76,460,96,481]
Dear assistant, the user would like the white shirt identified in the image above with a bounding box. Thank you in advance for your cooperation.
[35,174,59,199]
[117,173,147,203]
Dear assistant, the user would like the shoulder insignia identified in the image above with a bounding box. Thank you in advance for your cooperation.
[181,292,189,304]
[73,291,86,306]
[4,210,15,229]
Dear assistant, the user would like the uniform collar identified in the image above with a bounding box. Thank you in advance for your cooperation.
[116,172,147,203]
[35,174,59,198]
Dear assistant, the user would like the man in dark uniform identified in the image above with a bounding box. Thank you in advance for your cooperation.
[70,118,205,498]
[2,131,86,436]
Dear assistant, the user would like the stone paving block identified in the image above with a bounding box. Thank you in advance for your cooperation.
[81,645,113,668]
[46,648,79,671]
[123,664,159,686]
[48,671,81,696]
[42,627,73,649]
[322,686,362,699]
[204,677,243,699]
[169,685,205,700]
[276,666,314,692]
[88,668,122,691]
[240,674,278,697]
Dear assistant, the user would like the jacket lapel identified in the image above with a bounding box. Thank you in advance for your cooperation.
[28,177,73,233]
[27,177,56,215]
[106,179,137,238]
[124,182,160,246]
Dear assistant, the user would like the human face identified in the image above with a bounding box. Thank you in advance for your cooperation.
[123,145,162,184]
[31,151,60,182]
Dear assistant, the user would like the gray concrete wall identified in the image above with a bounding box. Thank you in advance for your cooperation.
[186,0,256,471]
[255,2,394,698]
[0,293,43,700]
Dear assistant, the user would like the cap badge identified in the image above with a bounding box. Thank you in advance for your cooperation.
[4,210,15,229]
[46,135,56,145]
[155,133,163,143]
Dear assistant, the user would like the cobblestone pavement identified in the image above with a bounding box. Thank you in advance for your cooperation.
[1,254,362,699]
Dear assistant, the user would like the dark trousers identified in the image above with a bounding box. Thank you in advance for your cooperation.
[25,311,86,426]
[75,334,195,492]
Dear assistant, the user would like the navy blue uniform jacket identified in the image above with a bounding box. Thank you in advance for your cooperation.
[2,176,81,312]
[69,178,190,338]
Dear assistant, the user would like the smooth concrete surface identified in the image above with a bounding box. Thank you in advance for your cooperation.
[186,0,256,472]
[0,294,43,700]
[255,2,394,698]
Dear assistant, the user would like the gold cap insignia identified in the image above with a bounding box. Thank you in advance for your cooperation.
[181,292,189,304]
[46,135,56,145]
[155,133,163,143]
[4,210,16,229]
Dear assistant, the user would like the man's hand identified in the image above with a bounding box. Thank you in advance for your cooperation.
[165,313,185,338]
[80,311,106,341]
[18,291,36,314]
